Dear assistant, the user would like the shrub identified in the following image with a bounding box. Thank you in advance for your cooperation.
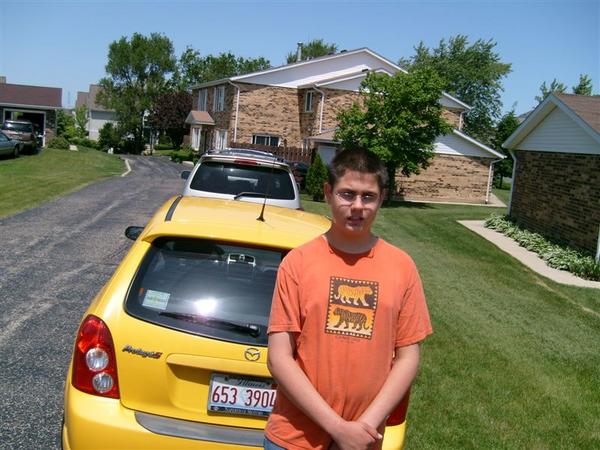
[71,137,99,149]
[170,149,195,163]
[154,143,174,151]
[98,123,121,152]
[46,136,70,150]
[306,153,328,201]
[485,214,600,281]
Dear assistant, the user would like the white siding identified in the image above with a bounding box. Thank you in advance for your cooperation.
[518,107,600,154]
[89,110,118,141]
[434,133,493,157]
[236,52,398,88]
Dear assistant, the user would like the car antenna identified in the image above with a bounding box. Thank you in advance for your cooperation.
[257,158,276,222]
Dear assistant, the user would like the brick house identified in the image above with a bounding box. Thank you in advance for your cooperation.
[186,48,503,203]
[76,84,118,141]
[503,93,600,259]
[0,77,62,147]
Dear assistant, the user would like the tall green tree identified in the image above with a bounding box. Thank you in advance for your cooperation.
[286,39,338,63]
[335,69,452,196]
[98,32,177,152]
[149,91,193,149]
[572,74,593,95]
[535,79,567,103]
[400,35,512,144]
[491,110,520,187]
[74,105,89,138]
[174,48,270,88]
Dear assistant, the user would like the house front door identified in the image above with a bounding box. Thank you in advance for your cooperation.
[192,126,202,151]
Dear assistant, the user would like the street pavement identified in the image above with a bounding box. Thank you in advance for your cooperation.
[0,155,186,449]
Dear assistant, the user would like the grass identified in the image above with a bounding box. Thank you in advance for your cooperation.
[301,197,599,449]
[492,186,511,205]
[0,147,124,218]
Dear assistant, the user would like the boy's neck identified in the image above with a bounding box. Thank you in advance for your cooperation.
[324,228,378,254]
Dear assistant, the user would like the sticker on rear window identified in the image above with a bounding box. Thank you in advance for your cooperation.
[142,290,170,310]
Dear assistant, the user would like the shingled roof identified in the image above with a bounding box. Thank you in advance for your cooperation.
[554,93,600,134]
[0,82,62,108]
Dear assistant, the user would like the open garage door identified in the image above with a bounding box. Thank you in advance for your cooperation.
[4,109,45,146]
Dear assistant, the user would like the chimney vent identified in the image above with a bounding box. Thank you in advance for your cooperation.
[296,43,303,62]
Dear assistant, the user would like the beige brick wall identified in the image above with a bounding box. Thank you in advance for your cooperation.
[395,154,492,203]
[442,109,462,129]
[235,83,303,147]
[511,150,600,255]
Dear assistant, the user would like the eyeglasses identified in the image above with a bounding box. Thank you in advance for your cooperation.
[335,190,380,205]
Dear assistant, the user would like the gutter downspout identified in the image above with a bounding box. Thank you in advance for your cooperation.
[507,149,517,215]
[485,158,503,204]
[227,80,241,143]
[313,86,326,134]
[596,225,600,262]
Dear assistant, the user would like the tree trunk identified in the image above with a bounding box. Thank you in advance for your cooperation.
[386,165,396,202]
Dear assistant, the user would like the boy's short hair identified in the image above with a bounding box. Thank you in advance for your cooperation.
[327,147,389,192]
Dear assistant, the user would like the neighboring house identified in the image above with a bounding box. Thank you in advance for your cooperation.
[186,48,503,203]
[76,84,118,141]
[504,93,600,259]
[0,76,62,147]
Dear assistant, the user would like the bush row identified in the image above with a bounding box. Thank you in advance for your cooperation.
[484,214,600,281]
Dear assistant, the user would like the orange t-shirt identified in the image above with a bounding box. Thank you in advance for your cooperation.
[266,236,432,450]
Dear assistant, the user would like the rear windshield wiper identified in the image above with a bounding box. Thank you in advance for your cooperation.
[233,191,268,200]
[159,311,261,337]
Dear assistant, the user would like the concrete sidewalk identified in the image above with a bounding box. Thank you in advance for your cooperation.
[459,220,600,289]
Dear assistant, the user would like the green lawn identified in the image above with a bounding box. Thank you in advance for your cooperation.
[301,197,599,449]
[0,147,124,218]
[492,186,511,206]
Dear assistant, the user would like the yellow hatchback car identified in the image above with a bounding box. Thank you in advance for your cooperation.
[62,196,410,449]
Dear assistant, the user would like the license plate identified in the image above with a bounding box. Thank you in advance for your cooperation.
[208,373,277,417]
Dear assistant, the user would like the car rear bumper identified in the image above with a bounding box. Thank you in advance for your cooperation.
[63,384,406,450]
[63,385,263,449]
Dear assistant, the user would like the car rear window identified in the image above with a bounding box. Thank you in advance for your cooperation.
[125,238,285,345]
[2,122,33,132]
[190,161,295,200]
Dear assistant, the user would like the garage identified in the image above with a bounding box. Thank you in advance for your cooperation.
[0,78,62,147]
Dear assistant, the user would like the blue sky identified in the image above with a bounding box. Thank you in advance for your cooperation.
[1,0,598,115]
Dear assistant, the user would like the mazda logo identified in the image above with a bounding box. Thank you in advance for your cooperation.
[244,347,261,361]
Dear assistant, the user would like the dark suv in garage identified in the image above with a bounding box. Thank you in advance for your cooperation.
[1,120,38,153]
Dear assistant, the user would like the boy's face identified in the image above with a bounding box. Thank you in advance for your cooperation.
[324,170,384,238]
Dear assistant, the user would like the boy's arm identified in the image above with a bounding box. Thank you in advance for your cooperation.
[357,343,421,430]
[268,331,382,450]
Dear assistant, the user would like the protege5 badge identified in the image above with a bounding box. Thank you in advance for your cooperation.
[122,345,163,359]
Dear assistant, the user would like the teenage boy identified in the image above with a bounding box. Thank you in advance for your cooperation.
[265,148,432,450]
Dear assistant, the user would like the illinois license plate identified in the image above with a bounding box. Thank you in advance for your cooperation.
[208,373,277,417]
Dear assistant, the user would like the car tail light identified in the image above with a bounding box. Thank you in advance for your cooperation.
[72,315,120,398]
[386,389,410,426]
[233,159,258,165]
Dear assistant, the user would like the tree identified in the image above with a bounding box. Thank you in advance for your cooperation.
[286,39,338,64]
[56,109,77,140]
[98,122,122,152]
[335,69,452,197]
[572,74,593,95]
[535,79,567,103]
[400,35,512,144]
[149,91,193,149]
[174,48,271,88]
[306,153,328,201]
[98,32,177,153]
[74,105,88,138]
[491,110,520,187]
[535,74,594,103]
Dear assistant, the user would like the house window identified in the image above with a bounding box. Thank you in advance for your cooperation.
[305,91,313,112]
[214,86,225,112]
[197,89,207,111]
[215,129,228,149]
[252,134,280,147]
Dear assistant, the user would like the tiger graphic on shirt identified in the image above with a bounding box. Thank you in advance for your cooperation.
[326,277,378,339]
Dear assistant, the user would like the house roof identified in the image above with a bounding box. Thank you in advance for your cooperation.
[0,82,62,109]
[185,110,215,125]
[504,93,600,150]
[76,84,113,111]
[191,48,470,110]
[306,127,503,159]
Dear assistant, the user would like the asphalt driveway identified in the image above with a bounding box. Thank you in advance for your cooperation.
[0,155,185,449]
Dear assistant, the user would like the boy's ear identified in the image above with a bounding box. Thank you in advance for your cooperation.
[324,182,333,202]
